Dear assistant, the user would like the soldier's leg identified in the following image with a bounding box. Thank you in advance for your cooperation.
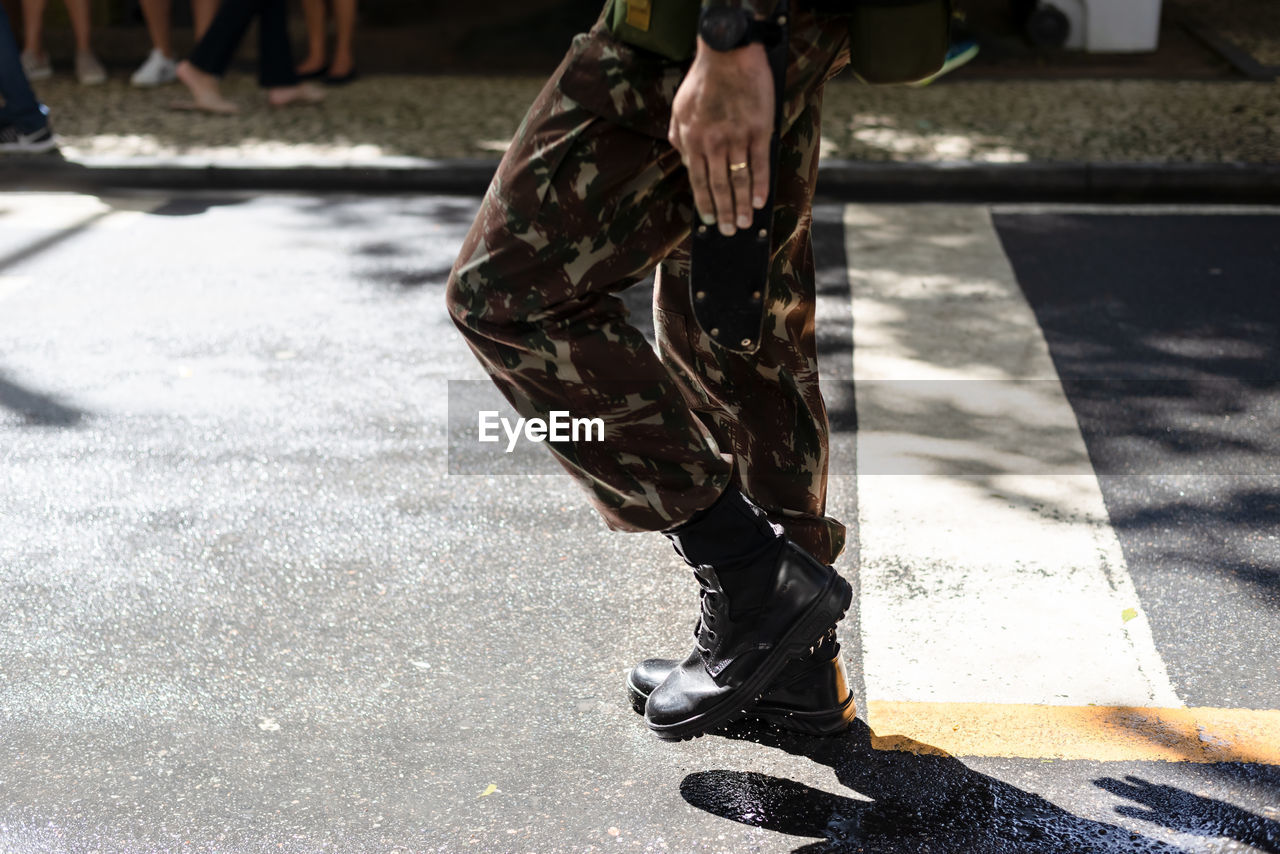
[446,78,732,533]
[451,16,856,741]
[654,13,850,565]
[630,19,857,738]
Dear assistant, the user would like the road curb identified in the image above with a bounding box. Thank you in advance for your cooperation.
[3,157,1280,202]
[814,161,1280,202]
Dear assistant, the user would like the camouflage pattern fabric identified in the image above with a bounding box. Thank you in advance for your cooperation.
[445,7,851,565]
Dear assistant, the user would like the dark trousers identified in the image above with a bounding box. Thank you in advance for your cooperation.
[0,3,47,133]
[188,0,298,88]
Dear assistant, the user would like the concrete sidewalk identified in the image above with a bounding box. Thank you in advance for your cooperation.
[3,72,1279,200]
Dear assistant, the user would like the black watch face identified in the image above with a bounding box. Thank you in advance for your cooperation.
[701,8,750,51]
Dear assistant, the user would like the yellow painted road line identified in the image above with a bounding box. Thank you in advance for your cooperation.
[867,701,1280,765]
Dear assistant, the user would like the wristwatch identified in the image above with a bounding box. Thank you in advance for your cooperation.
[698,6,778,52]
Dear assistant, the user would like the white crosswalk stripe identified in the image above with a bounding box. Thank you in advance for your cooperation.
[845,204,1181,708]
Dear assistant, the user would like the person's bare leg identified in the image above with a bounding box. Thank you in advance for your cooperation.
[21,0,47,59]
[63,0,105,84]
[61,0,92,54]
[175,60,239,113]
[328,0,356,77]
[191,0,217,41]
[138,0,173,56]
[296,0,327,75]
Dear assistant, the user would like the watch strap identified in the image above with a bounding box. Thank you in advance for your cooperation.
[700,6,784,51]
[743,17,785,49]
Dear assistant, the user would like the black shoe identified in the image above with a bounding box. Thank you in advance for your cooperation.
[627,631,857,736]
[644,535,853,741]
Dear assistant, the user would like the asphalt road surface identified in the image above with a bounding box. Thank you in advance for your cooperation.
[1,192,1277,853]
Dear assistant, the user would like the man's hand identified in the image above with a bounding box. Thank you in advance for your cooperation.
[668,38,774,236]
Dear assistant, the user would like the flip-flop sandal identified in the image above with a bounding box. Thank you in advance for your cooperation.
[267,88,326,109]
[168,97,239,115]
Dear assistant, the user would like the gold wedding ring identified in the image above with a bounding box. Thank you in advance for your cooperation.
[729,161,749,172]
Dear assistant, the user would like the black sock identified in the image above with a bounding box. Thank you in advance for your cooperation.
[664,487,786,617]
[663,486,781,567]
[713,537,787,619]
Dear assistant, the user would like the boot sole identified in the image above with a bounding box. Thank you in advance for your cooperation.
[627,673,857,736]
[644,572,853,742]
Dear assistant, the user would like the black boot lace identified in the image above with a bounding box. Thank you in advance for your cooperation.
[692,568,725,657]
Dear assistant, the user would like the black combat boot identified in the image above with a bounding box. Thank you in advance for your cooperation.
[645,487,853,741]
[627,630,857,736]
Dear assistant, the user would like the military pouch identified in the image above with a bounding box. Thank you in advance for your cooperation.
[607,0,700,62]
[843,0,952,84]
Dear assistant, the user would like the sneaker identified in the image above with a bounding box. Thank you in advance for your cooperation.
[130,48,178,87]
[0,123,57,154]
[75,51,107,85]
[20,51,53,81]
[908,38,980,87]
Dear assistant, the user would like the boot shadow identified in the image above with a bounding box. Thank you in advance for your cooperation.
[679,719,1196,853]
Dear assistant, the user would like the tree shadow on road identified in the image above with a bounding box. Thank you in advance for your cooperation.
[1095,774,1280,854]
[0,373,85,427]
[680,719,1194,853]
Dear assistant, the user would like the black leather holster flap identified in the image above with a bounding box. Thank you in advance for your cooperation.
[690,211,773,352]
[689,0,789,354]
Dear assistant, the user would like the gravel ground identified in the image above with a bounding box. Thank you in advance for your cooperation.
[31,73,1280,166]
[819,79,1280,163]
[1177,0,1280,66]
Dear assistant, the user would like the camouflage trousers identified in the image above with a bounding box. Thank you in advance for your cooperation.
[446,11,851,565]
